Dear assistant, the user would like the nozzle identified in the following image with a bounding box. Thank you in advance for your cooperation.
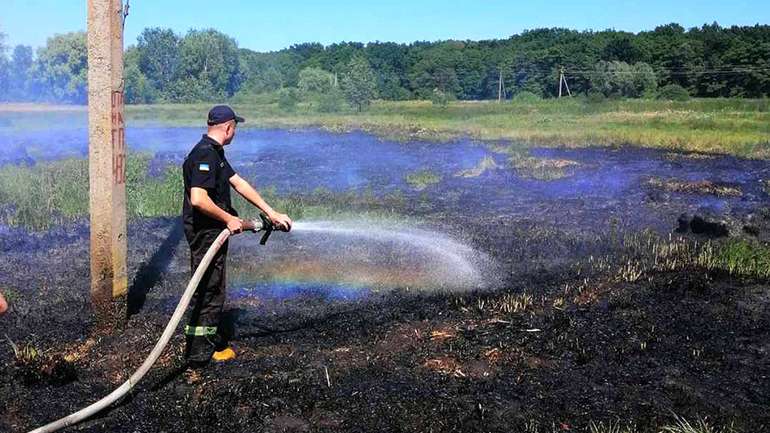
[242,214,274,244]
[244,214,284,244]
[257,213,274,245]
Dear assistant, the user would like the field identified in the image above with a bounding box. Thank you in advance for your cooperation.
[1,102,770,432]
[127,98,770,158]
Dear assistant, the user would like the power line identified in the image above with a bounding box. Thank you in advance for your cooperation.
[505,64,770,77]
[567,69,770,77]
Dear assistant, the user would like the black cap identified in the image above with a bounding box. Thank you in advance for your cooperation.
[207,105,245,126]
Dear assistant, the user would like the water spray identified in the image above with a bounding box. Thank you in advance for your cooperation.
[27,215,284,433]
[289,221,489,289]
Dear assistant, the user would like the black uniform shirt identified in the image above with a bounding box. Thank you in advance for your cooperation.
[182,135,237,232]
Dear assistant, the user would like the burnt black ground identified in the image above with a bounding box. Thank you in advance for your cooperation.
[1,212,769,433]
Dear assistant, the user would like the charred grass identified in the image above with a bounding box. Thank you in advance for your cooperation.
[1,216,768,432]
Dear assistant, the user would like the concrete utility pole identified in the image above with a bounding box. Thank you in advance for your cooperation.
[87,0,127,321]
[558,67,572,98]
[498,68,503,103]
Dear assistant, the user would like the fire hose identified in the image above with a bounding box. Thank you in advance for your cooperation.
[28,214,279,433]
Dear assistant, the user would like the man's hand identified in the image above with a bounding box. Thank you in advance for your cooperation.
[230,175,293,232]
[241,219,257,232]
[227,217,244,234]
[268,212,293,232]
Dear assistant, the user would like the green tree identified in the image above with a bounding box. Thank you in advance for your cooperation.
[175,29,240,101]
[9,45,34,100]
[33,32,88,103]
[124,47,156,104]
[0,32,8,101]
[136,28,180,97]
[366,42,410,99]
[297,67,334,95]
[6,22,770,102]
[601,34,641,63]
[276,87,299,112]
[317,88,345,112]
[590,61,656,97]
[632,62,658,97]
[297,66,342,111]
[323,42,364,75]
[341,55,377,111]
[407,45,461,99]
[240,61,283,94]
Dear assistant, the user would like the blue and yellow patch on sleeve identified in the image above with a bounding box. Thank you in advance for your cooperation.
[199,163,210,172]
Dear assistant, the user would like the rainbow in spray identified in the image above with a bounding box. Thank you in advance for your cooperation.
[228,219,495,300]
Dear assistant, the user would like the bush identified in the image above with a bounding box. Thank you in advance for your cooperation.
[585,90,607,104]
[316,89,345,113]
[430,88,453,108]
[341,55,377,112]
[589,61,657,98]
[512,91,541,103]
[298,67,334,96]
[277,88,299,112]
[657,84,690,101]
[229,90,279,105]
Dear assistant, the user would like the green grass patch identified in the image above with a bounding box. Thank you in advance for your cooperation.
[455,156,499,178]
[126,154,184,218]
[0,158,89,229]
[0,155,181,229]
[0,156,405,230]
[503,148,579,181]
[646,177,742,197]
[2,287,21,303]
[405,169,442,191]
[701,239,770,279]
[586,230,770,283]
[0,154,187,230]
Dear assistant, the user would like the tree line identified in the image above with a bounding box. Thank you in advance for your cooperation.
[1,22,769,106]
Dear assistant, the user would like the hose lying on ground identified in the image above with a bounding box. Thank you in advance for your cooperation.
[29,218,272,433]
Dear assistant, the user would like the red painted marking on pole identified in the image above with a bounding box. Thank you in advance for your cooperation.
[111,91,126,185]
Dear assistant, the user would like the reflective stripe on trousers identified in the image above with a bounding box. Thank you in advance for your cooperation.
[184,325,218,336]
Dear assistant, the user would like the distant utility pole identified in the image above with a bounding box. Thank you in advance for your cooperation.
[87,0,127,323]
[498,66,506,103]
[558,67,572,98]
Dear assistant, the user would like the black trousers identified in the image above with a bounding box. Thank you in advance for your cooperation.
[184,228,229,359]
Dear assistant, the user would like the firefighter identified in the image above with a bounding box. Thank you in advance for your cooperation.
[182,105,292,366]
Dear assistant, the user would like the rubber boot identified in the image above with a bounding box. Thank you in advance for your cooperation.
[212,347,236,362]
[184,335,214,368]
[210,332,236,363]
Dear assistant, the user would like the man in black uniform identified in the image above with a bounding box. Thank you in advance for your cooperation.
[182,105,292,366]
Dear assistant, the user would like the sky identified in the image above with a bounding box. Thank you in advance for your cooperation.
[2,0,769,52]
